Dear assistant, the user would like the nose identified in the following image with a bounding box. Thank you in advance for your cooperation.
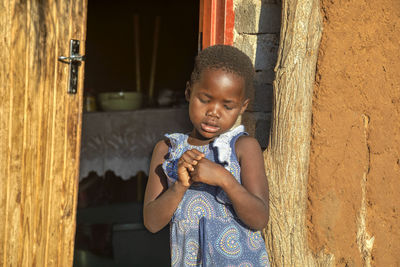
[206,102,220,118]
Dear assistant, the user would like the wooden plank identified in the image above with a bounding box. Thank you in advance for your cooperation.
[20,1,35,265]
[59,1,87,265]
[4,1,29,266]
[44,0,71,265]
[31,1,58,266]
[0,0,11,265]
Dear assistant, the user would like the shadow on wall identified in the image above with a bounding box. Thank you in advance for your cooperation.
[237,0,281,149]
[253,0,281,149]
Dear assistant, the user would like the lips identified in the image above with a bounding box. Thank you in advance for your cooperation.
[201,122,220,133]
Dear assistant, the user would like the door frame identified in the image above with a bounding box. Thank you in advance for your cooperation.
[199,0,234,50]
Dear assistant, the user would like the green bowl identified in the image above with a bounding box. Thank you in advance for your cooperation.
[98,92,143,111]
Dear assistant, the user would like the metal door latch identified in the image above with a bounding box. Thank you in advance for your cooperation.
[58,39,85,94]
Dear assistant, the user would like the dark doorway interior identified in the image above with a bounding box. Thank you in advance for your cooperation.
[74,1,199,266]
[84,0,199,97]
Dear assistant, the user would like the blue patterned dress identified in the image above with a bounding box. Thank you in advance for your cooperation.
[162,126,270,267]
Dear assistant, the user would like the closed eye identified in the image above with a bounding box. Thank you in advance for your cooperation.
[224,105,233,110]
[198,96,210,103]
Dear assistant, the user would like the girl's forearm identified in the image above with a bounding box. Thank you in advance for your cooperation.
[220,175,269,230]
[143,181,188,233]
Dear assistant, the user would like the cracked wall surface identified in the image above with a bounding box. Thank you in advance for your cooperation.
[307,0,400,266]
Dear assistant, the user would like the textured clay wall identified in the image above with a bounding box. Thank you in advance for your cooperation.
[307,0,400,266]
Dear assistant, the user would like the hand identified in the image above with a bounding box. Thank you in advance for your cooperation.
[190,158,231,187]
[177,149,205,187]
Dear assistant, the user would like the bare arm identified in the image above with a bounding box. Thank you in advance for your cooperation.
[190,136,269,230]
[223,136,269,230]
[143,141,204,233]
[143,140,187,233]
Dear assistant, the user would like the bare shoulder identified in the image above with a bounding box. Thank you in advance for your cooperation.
[145,139,170,206]
[235,135,263,159]
[235,135,268,204]
[150,139,170,164]
[153,139,169,154]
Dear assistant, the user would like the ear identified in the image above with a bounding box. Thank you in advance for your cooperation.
[185,81,191,102]
[239,98,249,115]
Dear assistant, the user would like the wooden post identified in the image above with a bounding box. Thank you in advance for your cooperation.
[263,0,334,265]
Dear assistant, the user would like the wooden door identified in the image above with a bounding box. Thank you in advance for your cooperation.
[0,1,87,266]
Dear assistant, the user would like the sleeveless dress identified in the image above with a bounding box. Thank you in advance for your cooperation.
[162,125,270,267]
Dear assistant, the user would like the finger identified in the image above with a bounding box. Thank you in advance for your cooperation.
[181,151,200,165]
[178,161,195,172]
[189,164,199,176]
[180,156,197,167]
[191,148,205,158]
[189,170,199,182]
[189,149,205,160]
[185,149,203,160]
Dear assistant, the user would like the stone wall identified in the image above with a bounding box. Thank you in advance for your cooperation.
[233,0,281,149]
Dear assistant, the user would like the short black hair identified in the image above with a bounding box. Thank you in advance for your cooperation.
[190,45,254,98]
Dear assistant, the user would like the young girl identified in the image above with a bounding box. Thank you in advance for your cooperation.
[143,45,270,266]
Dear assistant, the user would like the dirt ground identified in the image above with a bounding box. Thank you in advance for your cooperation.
[307,0,400,266]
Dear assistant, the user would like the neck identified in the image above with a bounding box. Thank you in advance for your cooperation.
[187,129,216,146]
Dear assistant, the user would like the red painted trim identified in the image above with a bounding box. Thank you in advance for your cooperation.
[214,0,225,44]
[210,0,217,45]
[200,0,235,49]
[224,0,234,45]
[202,0,212,49]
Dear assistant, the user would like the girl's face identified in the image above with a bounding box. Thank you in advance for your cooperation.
[186,68,249,143]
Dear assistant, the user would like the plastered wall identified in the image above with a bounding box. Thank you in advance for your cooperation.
[307,0,400,266]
